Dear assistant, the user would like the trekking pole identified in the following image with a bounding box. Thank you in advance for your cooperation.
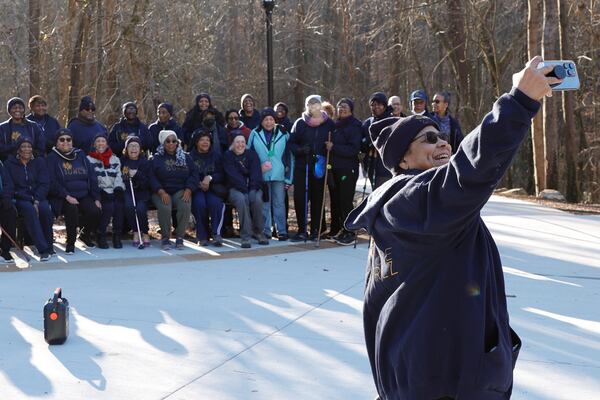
[316,132,332,248]
[354,149,374,249]
[304,162,309,244]
[0,223,31,262]
[127,177,145,250]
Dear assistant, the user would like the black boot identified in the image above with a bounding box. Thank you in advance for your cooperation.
[112,232,122,249]
[96,233,109,249]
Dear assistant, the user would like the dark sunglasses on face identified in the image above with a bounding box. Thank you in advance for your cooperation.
[165,139,178,144]
[432,100,445,104]
[58,137,72,143]
[84,107,96,112]
[413,131,449,144]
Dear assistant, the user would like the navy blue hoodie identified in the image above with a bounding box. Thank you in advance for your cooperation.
[239,109,261,131]
[26,113,62,152]
[109,118,151,155]
[223,149,262,194]
[0,119,46,159]
[67,117,108,152]
[4,155,50,203]
[148,118,183,153]
[288,115,336,169]
[331,116,362,170]
[190,149,225,184]
[121,157,152,202]
[149,152,198,195]
[345,89,538,400]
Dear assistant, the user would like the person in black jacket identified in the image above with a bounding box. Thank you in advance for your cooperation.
[345,57,559,400]
[288,95,335,241]
[431,92,464,153]
[274,102,293,132]
[5,138,54,261]
[148,102,184,153]
[0,160,17,264]
[46,128,102,254]
[0,97,46,160]
[108,102,151,155]
[362,92,393,190]
[223,133,266,248]
[190,130,226,247]
[325,99,362,245]
[239,94,261,130]
[26,95,62,153]
[182,93,225,144]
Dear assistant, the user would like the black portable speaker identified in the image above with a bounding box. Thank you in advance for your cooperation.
[43,287,69,345]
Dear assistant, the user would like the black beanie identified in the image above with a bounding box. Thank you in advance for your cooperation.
[122,101,137,116]
[158,102,174,116]
[260,107,277,125]
[16,136,33,149]
[274,102,289,114]
[7,97,25,113]
[79,96,95,111]
[369,92,388,106]
[191,128,213,149]
[55,128,73,140]
[337,98,355,114]
[369,115,439,172]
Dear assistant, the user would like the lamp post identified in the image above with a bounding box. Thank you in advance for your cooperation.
[262,0,275,106]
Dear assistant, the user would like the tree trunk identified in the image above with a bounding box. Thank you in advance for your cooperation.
[28,0,42,97]
[528,0,545,193]
[67,2,91,120]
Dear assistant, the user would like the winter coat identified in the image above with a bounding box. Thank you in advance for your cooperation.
[26,113,62,153]
[288,115,335,169]
[330,116,362,170]
[0,119,46,160]
[109,118,151,155]
[362,114,393,182]
[190,150,225,184]
[0,160,14,200]
[149,152,198,195]
[67,117,108,153]
[4,155,50,203]
[87,153,126,195]
[239,109,261,131]
[248,125,293,184]
[121,157,152,202]
[223,149,262,194]
[345,89,538,400]
[148,118,184,153]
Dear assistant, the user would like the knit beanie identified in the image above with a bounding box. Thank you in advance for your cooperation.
[7,97,25,113]
[337,98,355,114]
[158,102,174,116]
[124,135,142,149]
[195,93,212,106]
[190,128,213,149]
[28,95,46,108]
[260,107,277,125]
[369,92,388,106]
[241,94,256,109]
[305,95,322,109]
[16,136,33,149]
[158,130,178,146]
[274,102,289,114]
[79,96,95,111]
[55,128,73,140]
[122,101,137,116]
[369,115,440,172]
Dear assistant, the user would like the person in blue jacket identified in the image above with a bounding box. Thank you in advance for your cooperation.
[248,108,293,241]
[223,133,267,248]
[109,102,151,155]
[0,159,17,264]
[345,57,559,400]
[0,97,45,160]
[26,95,62,153]
[120,136,152,247]
[325,98,362,245]
[362,92,393,190]
[150,130,198,250]
[46,128,102,254]
[288,95,335,241]
[67,96,108,153]
[148,102,183,153]
[189,130,226,247]
[5,138,54,261]
[239,94,261,130]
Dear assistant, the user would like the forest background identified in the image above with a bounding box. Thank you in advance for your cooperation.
[0,0,598,202]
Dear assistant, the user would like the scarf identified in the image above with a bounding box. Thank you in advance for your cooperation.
[88,148,114,167]
[302,111,328,128]
[156,144,187,167]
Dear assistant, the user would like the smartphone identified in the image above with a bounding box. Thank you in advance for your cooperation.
[537,60,580,91]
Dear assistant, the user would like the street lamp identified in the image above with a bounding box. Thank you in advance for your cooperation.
[262,0,275,106]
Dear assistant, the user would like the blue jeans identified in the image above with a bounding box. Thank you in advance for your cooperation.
[262,180,286,236]
[15,199,53,253]
[192,190,225,241]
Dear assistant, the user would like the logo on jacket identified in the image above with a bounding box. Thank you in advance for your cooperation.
[122,166,129,176]
[63,162,72,171]
[11,131,21,142]
[121,132,129,141]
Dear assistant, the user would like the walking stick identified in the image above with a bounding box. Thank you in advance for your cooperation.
[304,162,309,244]
[316,132,332,248]
[127,177,145,250]
[0,223,31,262]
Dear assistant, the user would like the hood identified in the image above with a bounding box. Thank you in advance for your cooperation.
[51,146,81,161]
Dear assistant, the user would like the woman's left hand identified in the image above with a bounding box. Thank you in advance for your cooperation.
[182,188,192,203]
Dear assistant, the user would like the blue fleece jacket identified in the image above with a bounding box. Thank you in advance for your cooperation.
[109,118,151,155]
[67,117,108,152]
[190,150,225,184]
[0,119,46,159]
[26,113,62,152]
[330,116,362,170]
[149,152,198,195]
[248,125,293,184]
[223,149,263,193]
[148,118,183,153]
[46,148,101,201]
[345,89,538,400]
[121,157,152,202]
[288,116,335,168]
[4,155,50,202]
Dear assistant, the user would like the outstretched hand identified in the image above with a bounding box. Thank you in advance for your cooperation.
[513,56,562,100]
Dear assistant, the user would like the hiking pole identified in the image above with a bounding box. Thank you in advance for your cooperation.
[0,223,31,262]
[316,132,332,248]
[127,176,145,250]
[304,162,309,244]
[354,149,374,249]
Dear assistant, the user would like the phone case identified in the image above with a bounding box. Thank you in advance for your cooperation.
[537,60,580,91]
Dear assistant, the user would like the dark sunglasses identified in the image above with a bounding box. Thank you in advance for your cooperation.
[413,131,449,144]
[432,100,445,104]
[164,139,179,144]
[58,137,72,143]
[84,107,96,112]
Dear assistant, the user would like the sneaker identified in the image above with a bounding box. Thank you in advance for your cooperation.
[241,239,251,249]
[198,239,209,246]
[331,230,345,242]
[175,238,184,250]
[79,232,96,248]
[49,248,56,257]
[1,250,15,264]
[212,235,223,247]
[278,234,289,242]
[112,233,123,249]
[161,238,172,250]
[257,234,269,246]
[65,244,75,254]
[39,252,51,262]
[96,233,109,249]
[142,234,151,247]
[335,231,356,246]
[290,232,307,242]
[133,240,141,247]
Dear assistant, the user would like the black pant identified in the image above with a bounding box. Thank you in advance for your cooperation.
[0,203,17,252]
[62,196,101,245]
[293,165,325,235]
[328,167,358,235]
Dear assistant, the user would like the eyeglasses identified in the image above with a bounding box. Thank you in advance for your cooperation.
[58,137,72,143]
[432,100,445,104]
[412,131,449,144]
[164,139,178,144]
[84,107,96,112]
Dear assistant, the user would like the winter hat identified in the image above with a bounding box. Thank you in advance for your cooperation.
[124,135,142,149]
[369,115,440,172]
[7,97,25,113]
[409,90,428,103]
[274,102,289,114]
[158,130,178,146]
[191,128,213,149]
[158,102,174,116]
[28,95,46,108]
[369,92,388,106]
[337,98,354,114]
[91,132,108,150]
[260,107,277,125]
[195,93,212,107]
[305,95,322,109]
[79,96,95,111]
[16,136,33,149]
[122,101,137,116]
[241,94,256,109]
[55,128,73,140]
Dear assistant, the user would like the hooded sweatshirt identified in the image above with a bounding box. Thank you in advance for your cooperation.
[109,117,151,155]
[67,116,108,153]
[148,118,183,153]
[0,118,46,159]
[26,113,62,153]
[345,89,538,400]
[46,147,101,202]
[4,155,50,202]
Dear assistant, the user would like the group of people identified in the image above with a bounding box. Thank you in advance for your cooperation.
[0,88,462,264]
